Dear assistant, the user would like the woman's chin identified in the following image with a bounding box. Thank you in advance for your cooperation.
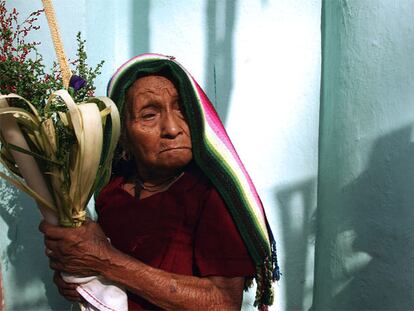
[156,150,193,172]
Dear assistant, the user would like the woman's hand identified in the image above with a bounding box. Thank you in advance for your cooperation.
[53,271,83,302]
[40,220,245,310]
[39,220,112,276]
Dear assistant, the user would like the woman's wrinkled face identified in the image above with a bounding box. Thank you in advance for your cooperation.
[125,75,192,178]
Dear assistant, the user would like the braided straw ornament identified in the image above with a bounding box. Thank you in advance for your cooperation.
[41,0,71,89]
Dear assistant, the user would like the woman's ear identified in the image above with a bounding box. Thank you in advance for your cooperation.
[119,129,132,161]
[119,97,132,161]
[119,149,131,161]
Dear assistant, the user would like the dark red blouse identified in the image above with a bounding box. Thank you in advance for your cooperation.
[96,165,255,310]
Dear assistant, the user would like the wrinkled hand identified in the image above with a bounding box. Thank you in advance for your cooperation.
[53,271,84,302]
[39,220,112,276]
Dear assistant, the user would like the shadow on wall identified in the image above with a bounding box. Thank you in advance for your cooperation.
[331,126,414,310]
[132,0,150,55]
[205,0,237,124]
[0,188,70,310]
[130,0,238,123]
[276,178,317,311]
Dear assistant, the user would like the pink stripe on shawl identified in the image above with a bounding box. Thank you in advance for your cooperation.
[191,78,265,218]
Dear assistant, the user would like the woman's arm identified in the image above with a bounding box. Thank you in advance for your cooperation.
[40,220,245,311]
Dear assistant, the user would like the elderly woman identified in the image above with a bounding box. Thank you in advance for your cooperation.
[40,54,279,310]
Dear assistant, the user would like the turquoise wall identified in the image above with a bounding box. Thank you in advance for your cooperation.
[314,0,414,309]
[1,1,321,310]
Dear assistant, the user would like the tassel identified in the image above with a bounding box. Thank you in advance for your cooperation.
[271,239,281,281]
[254,238,282,309]
[254,258,274,309]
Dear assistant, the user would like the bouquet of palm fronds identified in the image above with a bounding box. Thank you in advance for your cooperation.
[0,2,126,309]
[0,1,120,227]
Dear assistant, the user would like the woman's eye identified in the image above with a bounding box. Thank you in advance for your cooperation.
[175,108,185,119]
[141,113,156,120]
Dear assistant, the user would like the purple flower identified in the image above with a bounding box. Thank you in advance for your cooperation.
[69,75,86,91]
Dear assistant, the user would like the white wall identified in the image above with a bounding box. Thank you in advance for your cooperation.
[0,1,321,310]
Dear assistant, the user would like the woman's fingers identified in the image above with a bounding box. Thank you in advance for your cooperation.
[53,271,83,302]
[45,247,53,257]
[40,220,112,276]
[44,239,61,259]
[39,220,66,240]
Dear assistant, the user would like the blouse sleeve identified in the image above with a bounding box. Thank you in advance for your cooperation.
[194,187,256,278]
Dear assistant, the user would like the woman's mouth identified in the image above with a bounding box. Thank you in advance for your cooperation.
[159,147,192,153]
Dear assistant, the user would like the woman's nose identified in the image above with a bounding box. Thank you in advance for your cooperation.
[160,113,182,138]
